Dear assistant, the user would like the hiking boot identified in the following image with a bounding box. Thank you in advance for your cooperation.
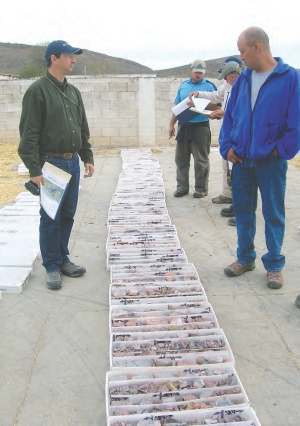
[224,260,255,277]
[174,190,188,197]
[295,295,300,308]
[267,271,283,289]
[61,262,86,278]
[212,194,232,204]
[220,205,235,217]
[228,217,236,226]
[46,271,62,290]
[193,191,208,198]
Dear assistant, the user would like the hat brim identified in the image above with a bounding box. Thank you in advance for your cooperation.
[192,68,205,73]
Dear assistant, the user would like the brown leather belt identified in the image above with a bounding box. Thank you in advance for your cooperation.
[41,151,78,159]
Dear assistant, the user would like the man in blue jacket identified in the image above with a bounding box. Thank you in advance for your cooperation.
[220,27,300,290]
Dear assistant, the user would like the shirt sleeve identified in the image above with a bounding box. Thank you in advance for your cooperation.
[18,88,44,177]
[76,90,94,165]
[197,82,227,103]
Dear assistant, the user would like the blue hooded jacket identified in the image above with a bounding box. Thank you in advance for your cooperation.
[219,57,300,160]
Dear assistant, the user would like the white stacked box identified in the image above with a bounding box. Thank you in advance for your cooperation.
[0,203,40,294]
[106,149,260,425]
[17,163,29,175]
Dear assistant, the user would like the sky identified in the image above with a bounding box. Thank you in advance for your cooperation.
[1,0,300,70]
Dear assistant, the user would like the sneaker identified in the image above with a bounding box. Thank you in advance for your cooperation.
[46,271,62,290]
[295,295,300,308]
[267,271,283,289]
[224,260,255,277]
[212,194,232,204]
[174,190,189,197]
[193,192,208,198]
[220,205,235,217]
[61,262,86,278]
[228,217,236,226]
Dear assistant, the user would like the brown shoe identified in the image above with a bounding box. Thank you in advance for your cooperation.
[267,271,283,289]
[224,260,255,277]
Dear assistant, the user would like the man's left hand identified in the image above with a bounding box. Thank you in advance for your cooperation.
[84,163,94,178]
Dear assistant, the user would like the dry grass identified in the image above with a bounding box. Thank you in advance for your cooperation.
[0,143,25,205]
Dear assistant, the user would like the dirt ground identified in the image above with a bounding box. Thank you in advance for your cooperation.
[0,142,299,206]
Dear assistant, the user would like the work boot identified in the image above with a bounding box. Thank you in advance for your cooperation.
[193,191,208,198]
[46,271,62,290]
[295,295,300,308]
[220,205,235,217]
[228,217,236,226]
[61,262,86,278]
[174,190,188,197]
[224,260,255,277]
[212,194,232,204]
[267,271,283,289]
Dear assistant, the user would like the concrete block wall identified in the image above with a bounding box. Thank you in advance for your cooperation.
[0,75,222,148]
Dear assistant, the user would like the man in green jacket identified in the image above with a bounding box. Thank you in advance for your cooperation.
[18,40,94,290]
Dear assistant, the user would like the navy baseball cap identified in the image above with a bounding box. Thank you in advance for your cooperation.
[45,40,83,60]
[218,56,243,73]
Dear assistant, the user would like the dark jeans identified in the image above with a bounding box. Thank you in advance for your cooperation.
[39,154,80,272]
[175,124,211,193]
[232,154,287,271]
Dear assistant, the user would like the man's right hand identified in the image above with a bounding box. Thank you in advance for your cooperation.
[226,147,242,164]
[189,91,199,100]
[169,125,176,139]
[31,175,45,186]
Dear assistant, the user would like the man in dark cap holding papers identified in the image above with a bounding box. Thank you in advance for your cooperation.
[18,40,94,290]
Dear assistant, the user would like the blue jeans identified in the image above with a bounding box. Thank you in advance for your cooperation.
[39,154,80,272]
[231,154,287,271]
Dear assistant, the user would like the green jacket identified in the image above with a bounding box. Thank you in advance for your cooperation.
[19,71,94,177]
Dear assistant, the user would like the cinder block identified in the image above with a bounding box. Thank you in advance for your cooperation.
[92,100,110,110]
[72,82,92,92]
[90,118,110,128]
[109,118,128,128]
[92,82,110,92]
[128,119,138,128]
[155,100,173,110]
[102,109,119,119]
[119,110,137,119]
[0,121,5,130]
[110,136,128,146]
[155,82,171,92]
[155,118,168,127]
[109,82,127,92]
[101,92,119,100]
[127,137,139,146]
[20,84,33,94]
[90,128,102,137]
[110,100,138,111]
[127,82,139,92]
[0,86,4,95]
[0,95,13,104]
[102,127,119,137]
[5,121,20,130]
[86,109,101,120]
[120,127,136,137]
[119,92,137,101]
[6,103,22,112]
[4,85,21,96]
[82,92,102,101]
[91,136,111,147]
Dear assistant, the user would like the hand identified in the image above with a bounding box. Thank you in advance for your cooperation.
[31,175,44,186]
[84,163,94,178]
[187,100,195,107]
[210,110,224,120]
[226,147,242,164]
[169,125,176,139]
[189,91,199,100]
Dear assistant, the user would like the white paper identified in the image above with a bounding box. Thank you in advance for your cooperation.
[40,163,71,220]
[171,96,191,115]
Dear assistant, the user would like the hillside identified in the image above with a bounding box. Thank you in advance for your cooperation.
[0,42,240,78]
[0,42,155,76]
